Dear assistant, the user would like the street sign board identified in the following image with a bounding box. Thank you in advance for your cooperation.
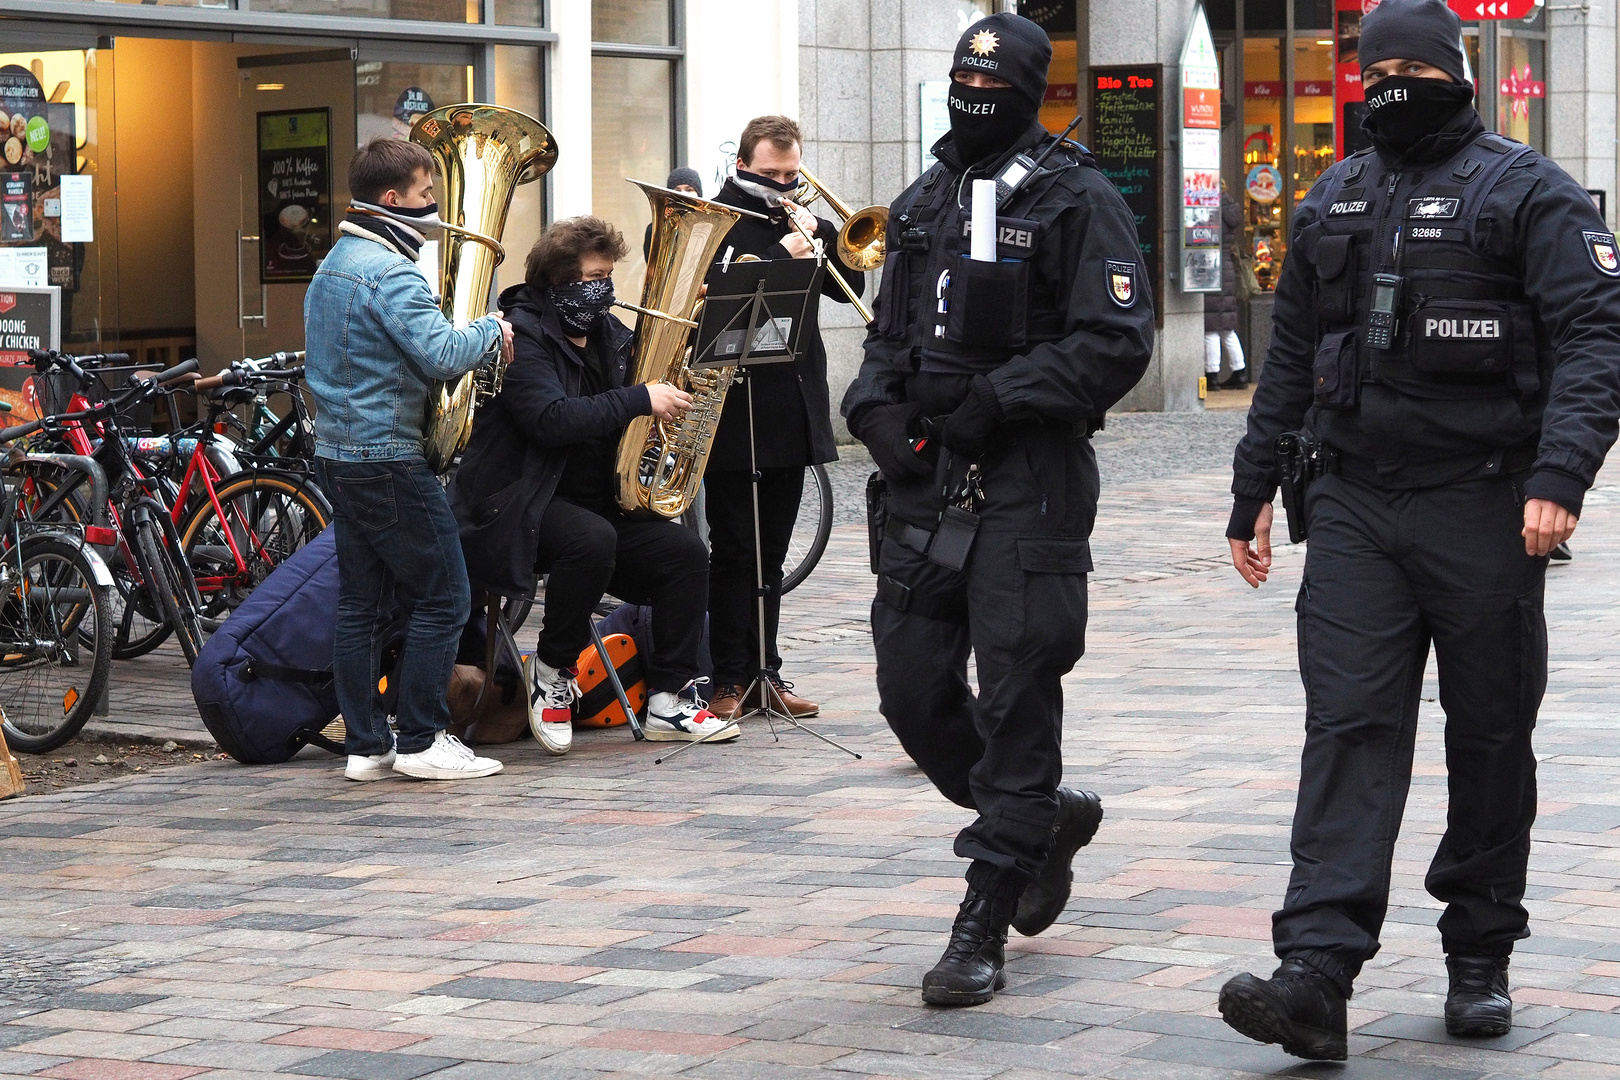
[1446,0,1536,20]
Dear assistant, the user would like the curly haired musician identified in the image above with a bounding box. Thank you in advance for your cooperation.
[450,216,736,749]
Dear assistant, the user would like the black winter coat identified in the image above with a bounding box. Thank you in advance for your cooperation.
[704,179,865,471]
[1204,191,1241,333]
[449,283,650,598]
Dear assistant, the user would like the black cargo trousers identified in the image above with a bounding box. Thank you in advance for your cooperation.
[872,426,1097,902]
[1276,469,1548,994]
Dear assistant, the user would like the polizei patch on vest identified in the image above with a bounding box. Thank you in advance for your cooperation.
[1106,260,1137,307]
[1422,316,1503,339]
[1408,196,1461,220]
[1584,231,1620,276]
[1327,198,1371,217]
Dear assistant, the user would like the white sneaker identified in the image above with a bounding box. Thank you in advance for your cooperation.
[642,682,739,743]
[392,731,503,780]
[523,655,576,755]
[345,749,397,782]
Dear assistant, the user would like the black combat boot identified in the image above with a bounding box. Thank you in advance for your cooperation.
[1219,368,1250,389]
[921,887,1012,1007]
[1012,788,1104,937]
[1445,954,1512,1037]
[1218,957,1348,1060]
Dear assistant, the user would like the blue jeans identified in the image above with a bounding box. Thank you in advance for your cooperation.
[315,457,471,756]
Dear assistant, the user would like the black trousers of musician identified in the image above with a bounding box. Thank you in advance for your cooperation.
[531,496,709,694]
[1276,471,1547,995]
[872,429,1096,902]
[704,466,805,685]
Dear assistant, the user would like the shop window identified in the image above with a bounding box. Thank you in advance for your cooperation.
[1242,37,1285,291]
[253,0,478,23]
[355,60,472,147]
[0,48,108,357]
[1497,35,1544,150]
[494,0,543,26]
[493,45,544,295]
[594,0,672,46]
[1292,36,1334,204]
[592,56,674,314]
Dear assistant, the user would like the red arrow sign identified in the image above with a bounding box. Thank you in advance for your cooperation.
[1446,0,1536,19]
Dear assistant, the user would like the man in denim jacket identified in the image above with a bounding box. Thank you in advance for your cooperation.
[305,138,513,782]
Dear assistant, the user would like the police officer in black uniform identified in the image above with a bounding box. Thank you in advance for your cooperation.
[840,12,1155,1008]
[1219,0,1620,1060]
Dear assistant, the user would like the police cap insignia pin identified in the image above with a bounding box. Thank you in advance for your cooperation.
[1584,231,1620,276]
[1106,260,1137,307]
[969,30,999,56]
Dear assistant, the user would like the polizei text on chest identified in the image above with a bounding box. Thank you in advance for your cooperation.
[1424,316,1502,339]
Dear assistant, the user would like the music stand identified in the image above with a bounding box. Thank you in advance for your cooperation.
[653,255,862,764]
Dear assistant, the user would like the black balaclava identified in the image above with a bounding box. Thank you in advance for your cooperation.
[946,12,1051,165]
[1357,0,1476,156]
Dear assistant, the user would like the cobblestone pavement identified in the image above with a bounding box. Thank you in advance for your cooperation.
[4,421,1620,1079]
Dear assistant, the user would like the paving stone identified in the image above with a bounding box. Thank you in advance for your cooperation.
[427,979,580,1004]
[287,1049,462,1079]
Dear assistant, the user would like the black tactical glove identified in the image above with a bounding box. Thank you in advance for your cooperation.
[852,402,933,481]
[940,377,1004,456]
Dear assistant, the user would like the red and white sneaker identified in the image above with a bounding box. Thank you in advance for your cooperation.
[523,656,576,755]
[643,681,739,743]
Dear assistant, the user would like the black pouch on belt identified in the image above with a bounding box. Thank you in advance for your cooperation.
[865,471,888,574]
[928,505,980,571]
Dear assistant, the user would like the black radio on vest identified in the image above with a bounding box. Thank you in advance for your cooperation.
[1364,272,1402,349]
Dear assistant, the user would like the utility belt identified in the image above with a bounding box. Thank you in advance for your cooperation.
[1273,431,1536,543]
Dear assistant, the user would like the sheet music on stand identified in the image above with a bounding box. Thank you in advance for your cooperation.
[691,256,823,371]
[655,251,861,764]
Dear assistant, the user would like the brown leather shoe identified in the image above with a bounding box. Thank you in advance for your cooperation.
[706,683,745,720]
[757,673,819,718]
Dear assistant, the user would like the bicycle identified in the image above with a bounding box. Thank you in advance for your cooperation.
[11,354,209,665]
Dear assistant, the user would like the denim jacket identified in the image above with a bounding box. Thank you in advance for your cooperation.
[304,233,502,462]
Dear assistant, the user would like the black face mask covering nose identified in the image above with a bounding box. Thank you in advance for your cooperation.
[947,83,1038,165]
[1362,74,1475,155]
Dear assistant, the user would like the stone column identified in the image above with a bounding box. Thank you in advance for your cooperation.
[1092,0,1205,411]
[1546,0,1618,227]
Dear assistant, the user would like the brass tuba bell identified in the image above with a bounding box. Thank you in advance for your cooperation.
[411,104,557,474]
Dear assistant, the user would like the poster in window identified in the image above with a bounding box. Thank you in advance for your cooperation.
[1,172,30,242]
[257,108,332,284]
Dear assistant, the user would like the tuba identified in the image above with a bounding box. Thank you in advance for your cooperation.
[613,181,757,517]
[411,104,557,474]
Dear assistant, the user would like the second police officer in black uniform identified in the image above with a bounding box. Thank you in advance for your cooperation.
[841,12,1155,1007]
[1220,0,1620,1060]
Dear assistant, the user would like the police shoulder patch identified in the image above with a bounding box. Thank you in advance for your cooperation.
[1105,260,1137,307]
[1584,231,1620,276]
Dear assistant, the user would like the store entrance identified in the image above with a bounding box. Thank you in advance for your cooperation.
[220,50,357,366]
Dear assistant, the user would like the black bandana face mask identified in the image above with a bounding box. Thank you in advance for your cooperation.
[947,82,1037,165]
[1362,74,1475,154]
[733,168,798,207]
[549,277,615,335]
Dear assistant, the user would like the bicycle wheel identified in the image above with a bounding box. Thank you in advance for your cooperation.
[9,464,171,659]
[0,535,114,754]
[131,509,203,666]
[781,463,833,594]
[180,470,330,620]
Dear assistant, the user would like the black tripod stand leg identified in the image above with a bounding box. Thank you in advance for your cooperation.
[590,619,644,740]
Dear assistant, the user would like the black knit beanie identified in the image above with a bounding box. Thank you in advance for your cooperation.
[950,12,1051,113]
[665,167,702,192]
[1358,0,1469,85]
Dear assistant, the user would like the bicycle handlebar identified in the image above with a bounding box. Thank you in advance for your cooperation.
[148,358,200,386]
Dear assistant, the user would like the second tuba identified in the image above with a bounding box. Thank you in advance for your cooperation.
[613,181,752,518]
[411,104,556,474]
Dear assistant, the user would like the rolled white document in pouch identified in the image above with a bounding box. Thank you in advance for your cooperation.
[970,178,997,263]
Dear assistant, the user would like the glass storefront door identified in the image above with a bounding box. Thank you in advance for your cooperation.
[232,52,358,364]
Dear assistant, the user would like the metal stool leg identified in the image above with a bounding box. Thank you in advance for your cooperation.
[590,618,644,740]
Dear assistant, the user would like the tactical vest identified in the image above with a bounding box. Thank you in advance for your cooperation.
[1300,130,1539,410]
[874,143,1093,376]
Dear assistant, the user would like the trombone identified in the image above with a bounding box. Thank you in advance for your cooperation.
[782,166,887,325]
